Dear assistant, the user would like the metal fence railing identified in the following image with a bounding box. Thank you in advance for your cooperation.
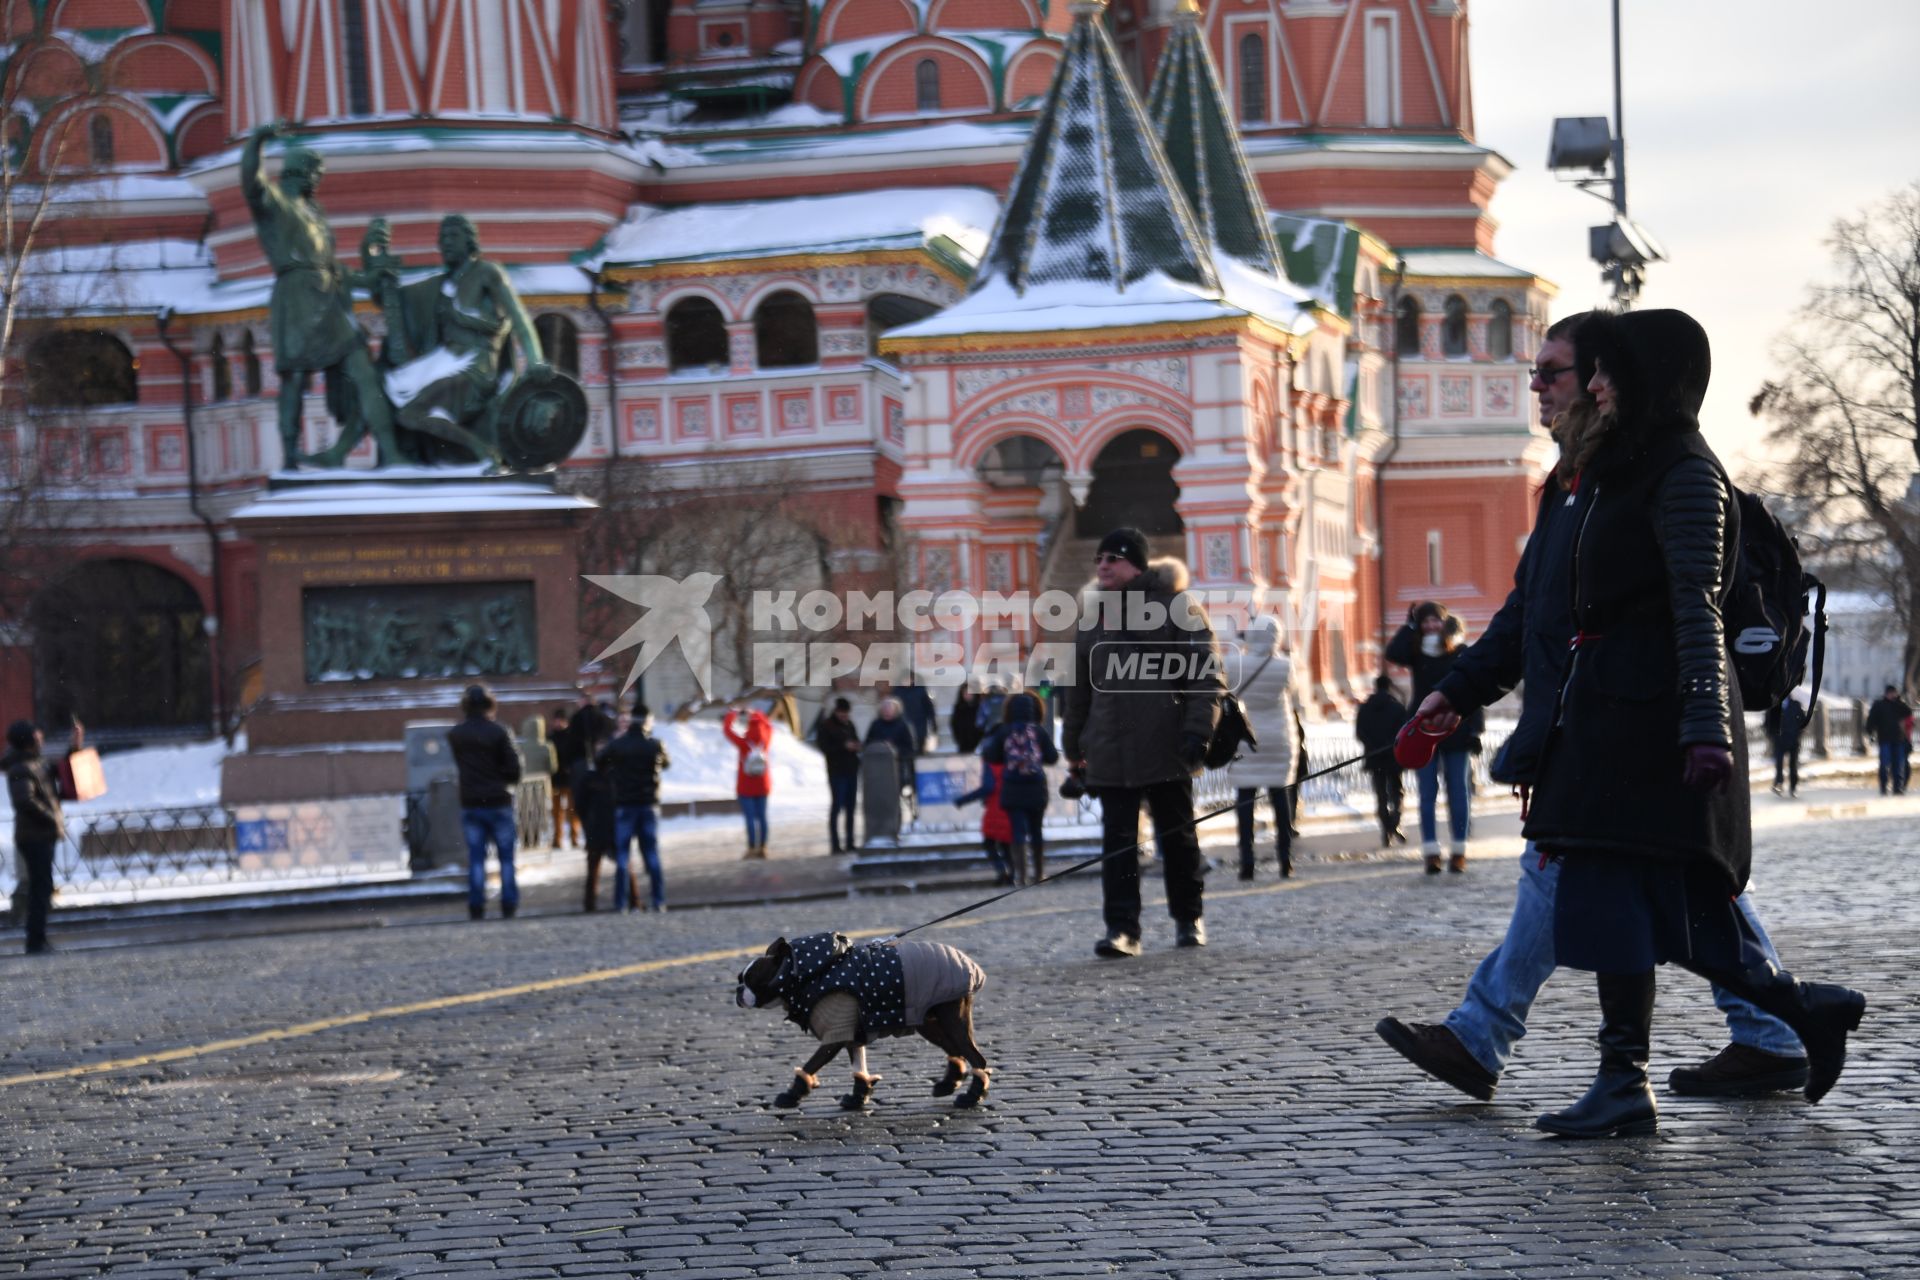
[5,777,555,908]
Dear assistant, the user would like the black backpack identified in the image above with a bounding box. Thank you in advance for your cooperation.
[1724,488,1828,713]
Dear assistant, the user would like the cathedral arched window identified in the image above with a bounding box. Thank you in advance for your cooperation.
[209,333,230,402]
[1238,35,1266,124]
[26,330,137,408]
[754,291,818,368]
[342,0,373,115]
[916,59,940,113]
[1442,294,1469,357]
[89,113,113,167]
[666,297,729,372]
[239,330,262,395]
[1395,296,1421,357]
[536,314,581,377]
[1488,299,1513,360]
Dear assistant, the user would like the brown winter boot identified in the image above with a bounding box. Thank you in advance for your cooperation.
[1448,851,1468,874]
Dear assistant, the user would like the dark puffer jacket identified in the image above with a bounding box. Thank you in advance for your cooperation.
[1522,309,1751,891]
[4,747,66,843]
[1062,558,1224,789]
[1434,477,1596,784]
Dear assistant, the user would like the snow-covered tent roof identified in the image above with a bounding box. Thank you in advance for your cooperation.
[578,187,1001,271]
[972,0,1216,297]
[1147,0,1281,276]
[886,0,1314,344]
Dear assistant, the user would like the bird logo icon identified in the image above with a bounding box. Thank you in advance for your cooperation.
[586,573,723,697]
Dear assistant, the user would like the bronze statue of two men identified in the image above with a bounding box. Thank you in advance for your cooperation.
[241,123,583,472]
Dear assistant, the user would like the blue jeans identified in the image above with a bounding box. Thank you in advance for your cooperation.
[1006,808,1039,845]
[614,804,663,910]
[462,805,518,914]
[1444,845,1803,1073]
[1880,740,1905,792]
[738,794,769,849]
[828,774,857,847]
[1416,750,1471,847]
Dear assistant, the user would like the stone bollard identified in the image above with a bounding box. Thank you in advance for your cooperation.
[860,741,902,846]
[1811,701,1829,759]
[1851,698,1868,756]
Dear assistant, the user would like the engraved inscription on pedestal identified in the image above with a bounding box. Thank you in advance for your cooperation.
[303,583,537,682]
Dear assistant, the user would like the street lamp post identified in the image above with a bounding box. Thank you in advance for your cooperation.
[1548,0,1663,306]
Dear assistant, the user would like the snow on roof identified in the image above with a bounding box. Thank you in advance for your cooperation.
[1239,133,1505,160]
[582,187,1002,268]
[15,238,218,315]
[662,119,1029,167]
[883,267,1313,341]
[1399,248,1539,280]
[232,478,599,521]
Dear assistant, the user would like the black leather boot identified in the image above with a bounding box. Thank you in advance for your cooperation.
[1687,960,1866,1103]
[1537,970,1659,1138]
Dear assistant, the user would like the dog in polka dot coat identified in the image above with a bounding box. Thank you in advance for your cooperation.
[735,931,990,1110]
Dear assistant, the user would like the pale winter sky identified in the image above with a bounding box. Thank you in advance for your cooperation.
[1471,0,1920,482]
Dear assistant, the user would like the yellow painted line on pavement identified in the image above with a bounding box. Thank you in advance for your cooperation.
[0,865,1410,1089]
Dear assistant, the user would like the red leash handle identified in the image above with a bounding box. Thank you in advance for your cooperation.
[1393,716,1452,770]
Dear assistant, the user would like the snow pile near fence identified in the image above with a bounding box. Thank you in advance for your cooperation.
[58,738,232,817]
[654,719,828,803]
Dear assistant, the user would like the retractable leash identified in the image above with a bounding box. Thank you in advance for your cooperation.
[884,721,1443,942]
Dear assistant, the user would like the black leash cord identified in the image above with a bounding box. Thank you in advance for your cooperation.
[885,743,1399,941]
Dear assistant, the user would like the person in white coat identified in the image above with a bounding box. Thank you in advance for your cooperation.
[1224,614,1298,879]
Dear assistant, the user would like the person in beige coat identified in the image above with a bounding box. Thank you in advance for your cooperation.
[1223,615,1297,879]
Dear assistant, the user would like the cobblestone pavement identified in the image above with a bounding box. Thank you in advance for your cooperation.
[3,800,1918,1278]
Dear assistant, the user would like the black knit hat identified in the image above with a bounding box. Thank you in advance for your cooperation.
[6,720,37,751]
[1097,527,1149,572]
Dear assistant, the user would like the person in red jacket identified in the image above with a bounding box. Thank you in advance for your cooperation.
[723,707,775,859]
[954,760,1015,884]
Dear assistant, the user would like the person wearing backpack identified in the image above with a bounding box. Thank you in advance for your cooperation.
[724,706,775,859]
[1377,312,1817,1120]
[1409,309,1866,1137]
[1224,615,1295,880]
[971,691,1058,885]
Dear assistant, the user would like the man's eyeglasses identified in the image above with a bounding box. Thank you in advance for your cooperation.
[1094,552,1130,566]
[1529,364,1577,383]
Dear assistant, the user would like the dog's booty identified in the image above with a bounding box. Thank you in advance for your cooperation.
[773,1070,817,1109]
[955,1069,990,1110]
[839,1071,880,1111]
[931,1057,967,1097]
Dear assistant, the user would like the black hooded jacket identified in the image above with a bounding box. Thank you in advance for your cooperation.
[1520,309,1751,891]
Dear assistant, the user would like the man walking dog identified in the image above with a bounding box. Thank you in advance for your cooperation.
[1063,527,1224,957]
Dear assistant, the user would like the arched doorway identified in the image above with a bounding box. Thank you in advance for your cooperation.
[1077,428,1183,537]
[977,433,1064,491]
[32,559,212,734]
